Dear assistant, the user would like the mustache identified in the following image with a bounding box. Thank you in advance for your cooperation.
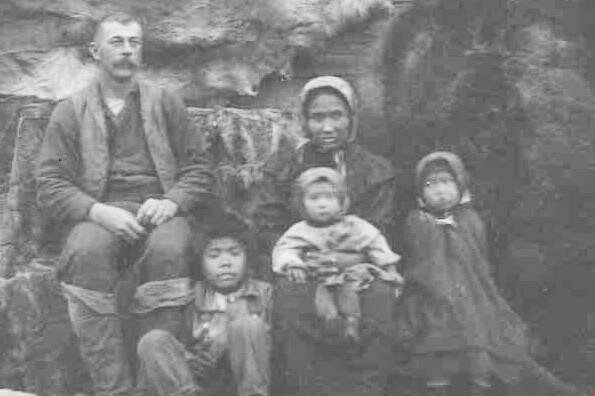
[114,59,139,68]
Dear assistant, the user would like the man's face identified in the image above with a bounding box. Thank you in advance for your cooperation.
[201,237,247,292]
[306,92,351,153]
[91,20,143,82]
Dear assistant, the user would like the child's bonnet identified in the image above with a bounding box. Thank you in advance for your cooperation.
[293,166,351,218]
[414,151,472,207]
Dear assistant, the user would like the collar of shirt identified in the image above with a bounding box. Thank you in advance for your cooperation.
[193,279,261,313]
[98,81,140,122]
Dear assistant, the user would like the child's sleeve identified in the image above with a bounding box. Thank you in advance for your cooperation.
[465,207,489,256]
[367,233,402,268]
[271,224,308,274]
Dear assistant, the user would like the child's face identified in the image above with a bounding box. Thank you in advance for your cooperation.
[422,170,461,212]
[306,92,351,153]
[201,237,247,292]
[303,181,343,223]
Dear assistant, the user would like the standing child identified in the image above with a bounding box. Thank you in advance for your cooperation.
[395,151,580,396]
[272,166,403,343]
[136,214,272,396]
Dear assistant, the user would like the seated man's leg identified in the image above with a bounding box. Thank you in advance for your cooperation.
[134,216,193,337]
[228,315,271,396]
[60,221,131,396]
[137,329,199,396]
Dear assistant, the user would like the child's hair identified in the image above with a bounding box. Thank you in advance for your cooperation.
[292,167,350,218]
[192,212,256,280]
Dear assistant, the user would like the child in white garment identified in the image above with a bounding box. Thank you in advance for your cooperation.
[272,167,403,342]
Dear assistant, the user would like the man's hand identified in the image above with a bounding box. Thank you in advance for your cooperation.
[89,203,146,243]
[136,198,179,227]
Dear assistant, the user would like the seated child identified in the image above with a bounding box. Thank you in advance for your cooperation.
[136,214,272,396]
[272,166,403,342]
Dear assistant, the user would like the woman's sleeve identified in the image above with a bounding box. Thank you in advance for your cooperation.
[353,177,397,236]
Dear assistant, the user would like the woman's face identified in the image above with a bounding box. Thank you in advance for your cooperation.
[201,237,247,292]
[306,92,351,153]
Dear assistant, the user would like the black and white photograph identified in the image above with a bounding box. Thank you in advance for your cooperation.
[1,0,595,395]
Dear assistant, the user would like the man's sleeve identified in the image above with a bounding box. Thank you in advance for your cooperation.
[36,100,97,223]
[162,91,216,212]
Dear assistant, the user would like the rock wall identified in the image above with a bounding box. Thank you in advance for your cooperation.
[0,0,398,103]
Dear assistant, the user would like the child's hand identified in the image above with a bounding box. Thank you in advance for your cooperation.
[286,262,308,283]
[385,264,405,285]
[188,347,218,379]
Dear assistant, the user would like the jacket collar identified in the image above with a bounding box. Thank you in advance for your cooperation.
[193,278,262,312]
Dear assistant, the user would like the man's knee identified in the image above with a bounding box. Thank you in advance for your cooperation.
[61,222,122,290]
[147,217,192,253]
[64,222,121,258]
[141,217,192,280]
[137,329,175,358]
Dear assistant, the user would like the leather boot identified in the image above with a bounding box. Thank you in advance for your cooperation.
[67,298,132,396]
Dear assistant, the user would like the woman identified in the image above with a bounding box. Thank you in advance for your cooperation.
[254,76,397,239]
[268,76,399,396]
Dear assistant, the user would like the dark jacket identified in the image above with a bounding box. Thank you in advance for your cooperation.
[36,80,215,223]
[179,278,273,346]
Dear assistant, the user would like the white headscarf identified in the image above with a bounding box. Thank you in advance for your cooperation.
[298,76,359,176]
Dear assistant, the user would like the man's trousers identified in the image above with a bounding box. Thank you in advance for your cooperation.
[60,216,193,396]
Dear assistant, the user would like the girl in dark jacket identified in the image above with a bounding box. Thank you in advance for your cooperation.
[396,151,586,396]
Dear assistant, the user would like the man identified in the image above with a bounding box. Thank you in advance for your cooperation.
[36,12,215,396]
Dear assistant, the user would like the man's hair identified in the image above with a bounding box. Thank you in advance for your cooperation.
[92,11,145,41]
